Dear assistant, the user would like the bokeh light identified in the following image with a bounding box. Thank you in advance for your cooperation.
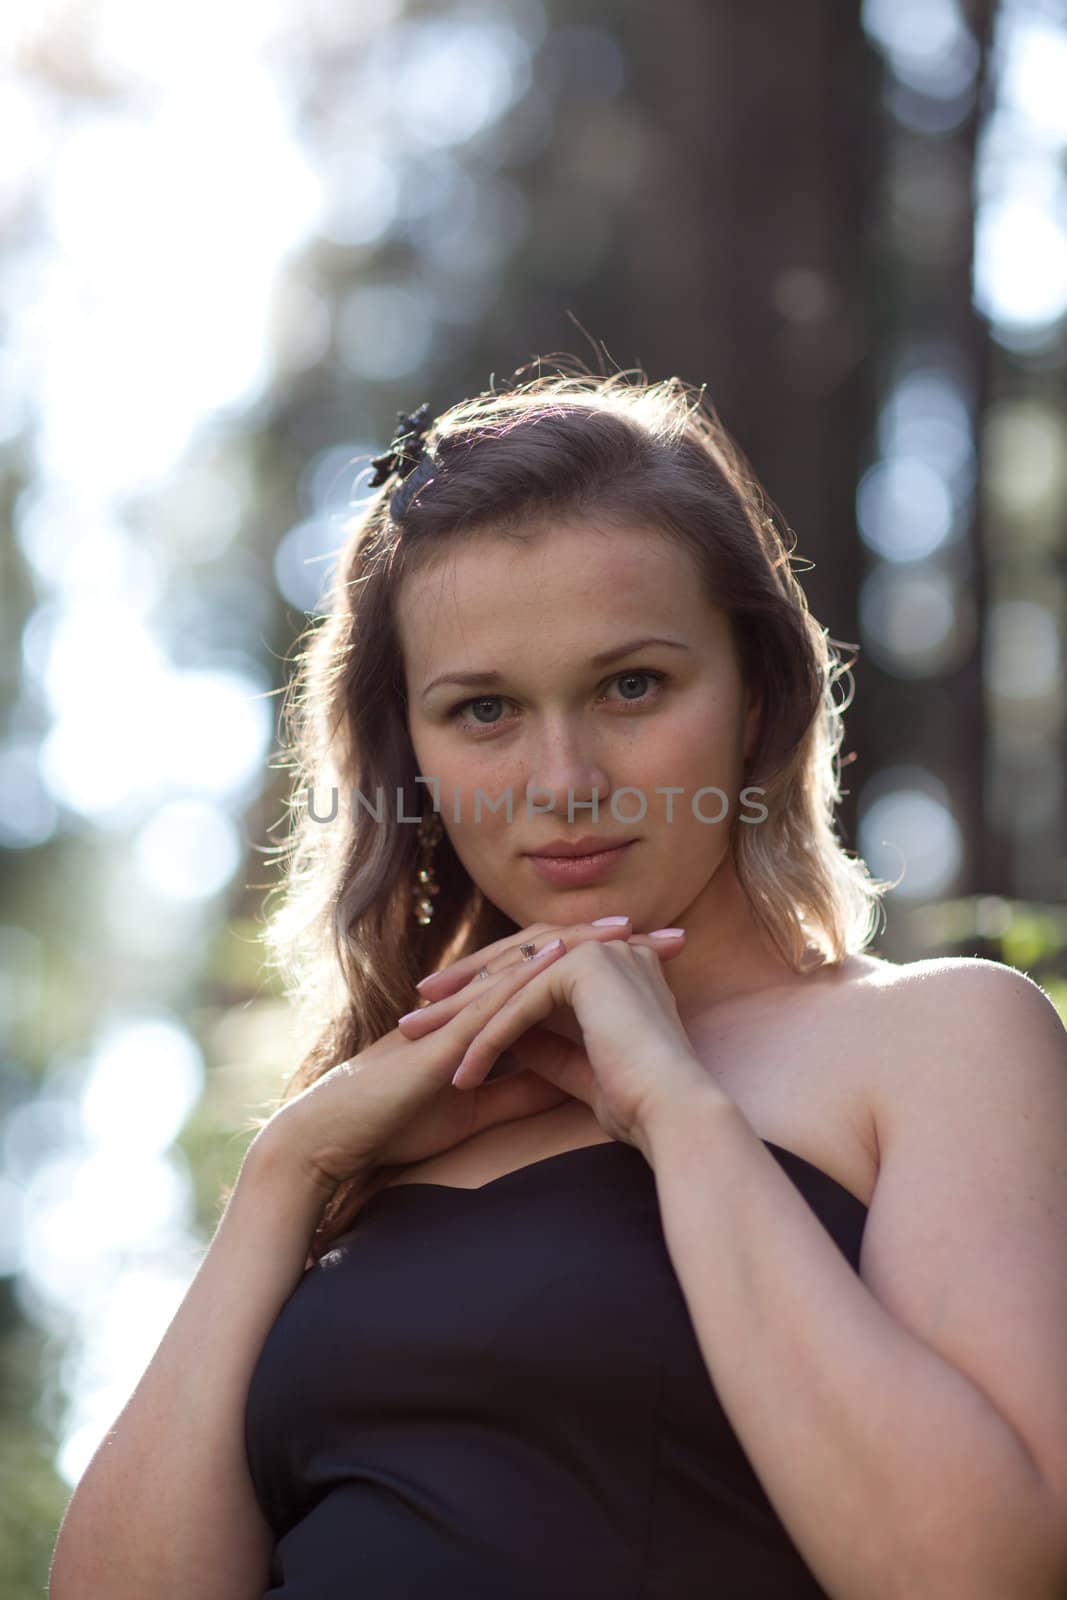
[858,767,964,899]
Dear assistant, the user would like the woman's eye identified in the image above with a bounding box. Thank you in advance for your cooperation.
[449,670,666,730]
[463,697,505,725]
[613,670,659,701]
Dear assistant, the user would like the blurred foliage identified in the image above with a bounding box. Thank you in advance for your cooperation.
[0,1282,71,1597]
[906,895,1067,1023]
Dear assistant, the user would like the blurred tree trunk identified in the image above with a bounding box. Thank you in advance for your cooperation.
[612,0,999,898]
[614,0,881,850]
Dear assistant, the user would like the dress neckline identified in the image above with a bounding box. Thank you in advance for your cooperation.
[362,1136,869,1214]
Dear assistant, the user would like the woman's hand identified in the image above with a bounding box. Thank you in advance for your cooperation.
[400,916,684,1057]
[446,932,725,1162]
[253,919,643,1195]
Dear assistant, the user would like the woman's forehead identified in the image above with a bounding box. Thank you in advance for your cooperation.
[396,526,733,690]
[396,520,710,627]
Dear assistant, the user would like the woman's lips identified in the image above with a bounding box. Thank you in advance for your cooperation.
[524,840,636,887]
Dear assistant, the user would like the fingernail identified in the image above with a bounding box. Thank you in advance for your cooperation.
[591,916,630,926]
[415,975,437,992]
[649,928,685,939]
[538,937,564,955]
[398,1009,422,1025]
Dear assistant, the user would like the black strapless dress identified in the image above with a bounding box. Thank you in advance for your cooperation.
[245,1136,868,1598]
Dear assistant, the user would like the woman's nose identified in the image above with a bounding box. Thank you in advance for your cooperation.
[525,747,611,819]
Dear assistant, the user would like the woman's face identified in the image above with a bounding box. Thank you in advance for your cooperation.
[396,519,760,935]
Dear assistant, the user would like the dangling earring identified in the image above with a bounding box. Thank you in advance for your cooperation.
[412,807,444,925]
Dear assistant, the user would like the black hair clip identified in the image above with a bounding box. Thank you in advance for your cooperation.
[369,402,435,485]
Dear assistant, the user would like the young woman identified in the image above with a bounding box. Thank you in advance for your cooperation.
[49,370,1067,1600]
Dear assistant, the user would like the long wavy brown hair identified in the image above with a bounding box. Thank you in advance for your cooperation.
[227,361,893,1257]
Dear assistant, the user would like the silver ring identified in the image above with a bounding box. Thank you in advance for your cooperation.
[477,965,491,980]
[519,942,537,961]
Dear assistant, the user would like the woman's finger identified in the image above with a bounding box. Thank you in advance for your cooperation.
[412,924,557,1000]
[398,922,686,1039]
[449,956,571,1090]
[398,919,634,1038]
[451,930,688,1091]
[428,936,569,1064]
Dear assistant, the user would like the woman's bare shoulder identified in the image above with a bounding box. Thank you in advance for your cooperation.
[839,949,1053,1002]
[827,948,1041,997]
[825,950,1050,1064]
[837,952,1065,1147]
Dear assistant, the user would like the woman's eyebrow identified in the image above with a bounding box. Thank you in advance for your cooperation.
[419,636,691,701]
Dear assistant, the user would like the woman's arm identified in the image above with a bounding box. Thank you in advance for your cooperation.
[48,1134,340,1600]
[644,967,1067,1600]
